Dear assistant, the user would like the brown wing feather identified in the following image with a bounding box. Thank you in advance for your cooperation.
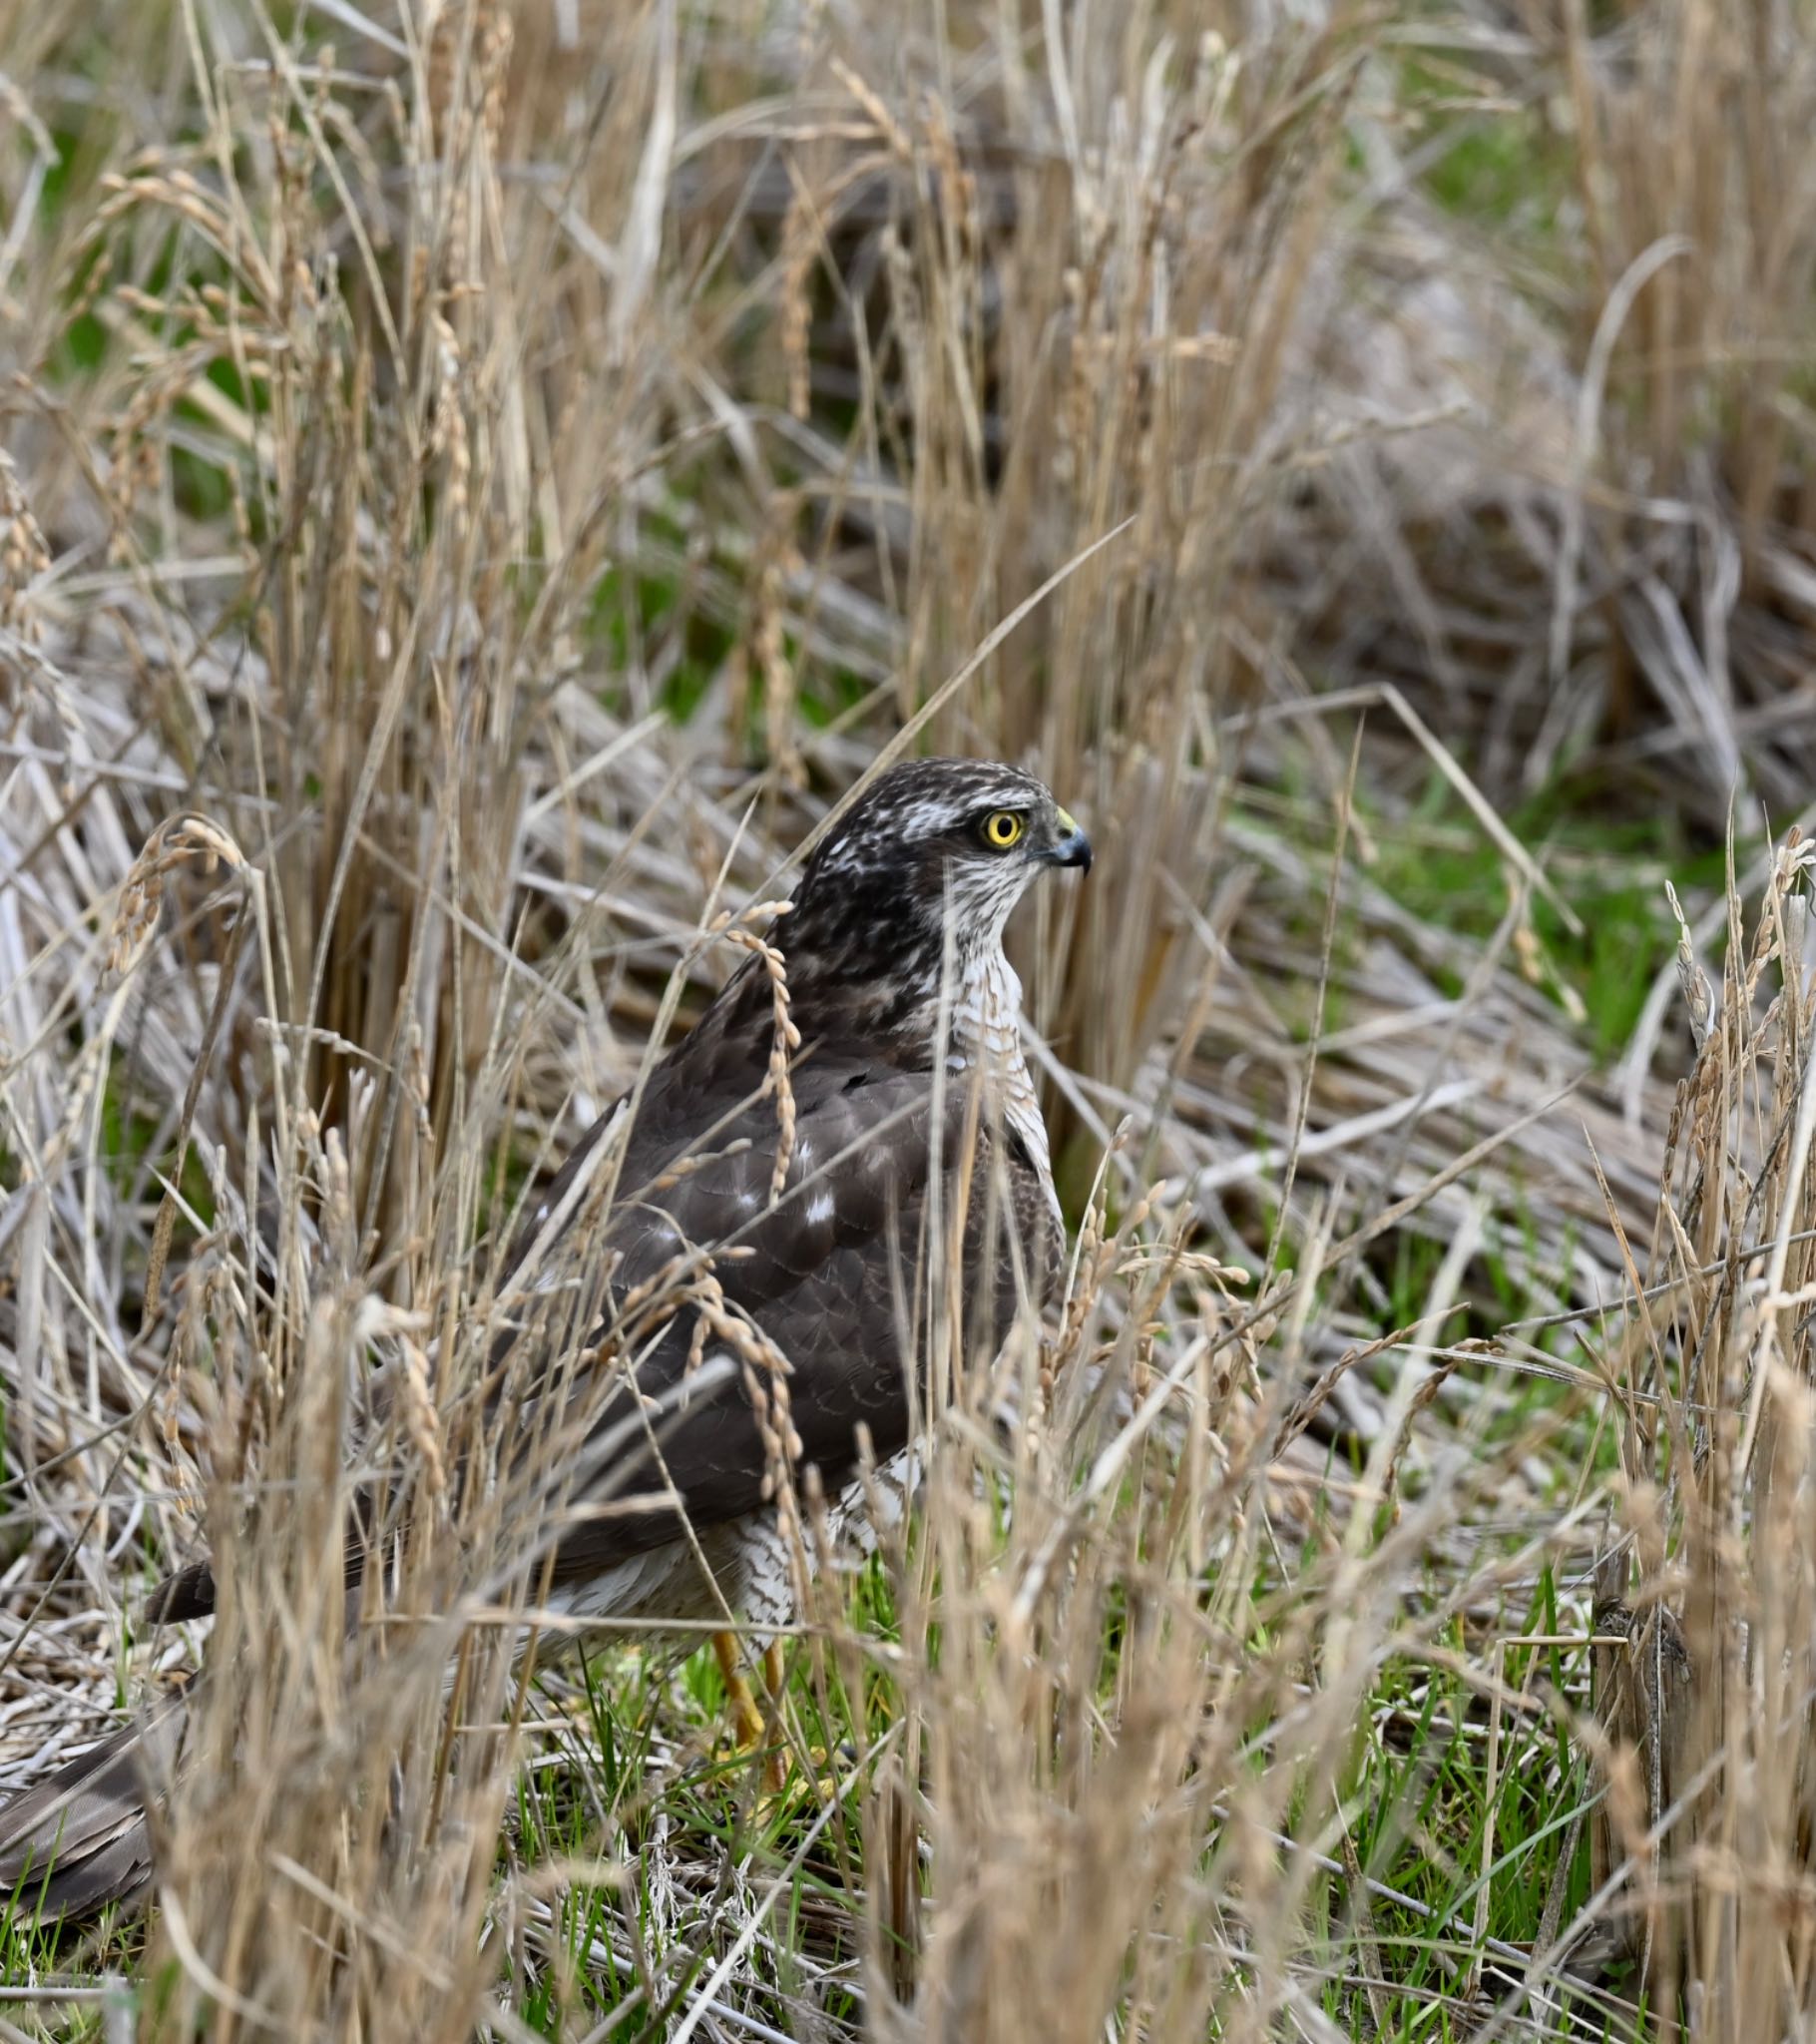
[0,1697,186,1920]
[147,986,1059,1616]
[503,1031,1058,1586]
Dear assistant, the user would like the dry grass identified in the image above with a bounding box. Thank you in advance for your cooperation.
[3,0,1816,2037]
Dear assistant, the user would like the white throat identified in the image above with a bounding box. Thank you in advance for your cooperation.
[948,943,1058,1222]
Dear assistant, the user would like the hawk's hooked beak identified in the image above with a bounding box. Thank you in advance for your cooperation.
[1043,806,1093,874]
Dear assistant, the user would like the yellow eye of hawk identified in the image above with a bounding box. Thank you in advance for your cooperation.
[982,809,1025,850]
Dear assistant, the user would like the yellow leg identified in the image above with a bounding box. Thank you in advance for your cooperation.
[711,1633,793,1792]
[712,1629,766,1749]
[758,1640,789,1792]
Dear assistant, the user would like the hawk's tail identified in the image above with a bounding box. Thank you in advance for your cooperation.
[0,1697,184,1924]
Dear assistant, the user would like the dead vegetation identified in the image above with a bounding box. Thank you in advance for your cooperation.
[2,0,1816,2036]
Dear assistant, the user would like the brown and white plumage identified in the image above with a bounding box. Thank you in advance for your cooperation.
[0,758,1091,1917]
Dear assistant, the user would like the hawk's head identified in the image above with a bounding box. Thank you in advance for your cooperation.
[774,758,1091,1052]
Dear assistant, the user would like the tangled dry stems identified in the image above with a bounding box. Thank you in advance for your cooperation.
[3,0,1816,2037]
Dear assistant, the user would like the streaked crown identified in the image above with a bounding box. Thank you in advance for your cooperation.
[770,758,1091,1050]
